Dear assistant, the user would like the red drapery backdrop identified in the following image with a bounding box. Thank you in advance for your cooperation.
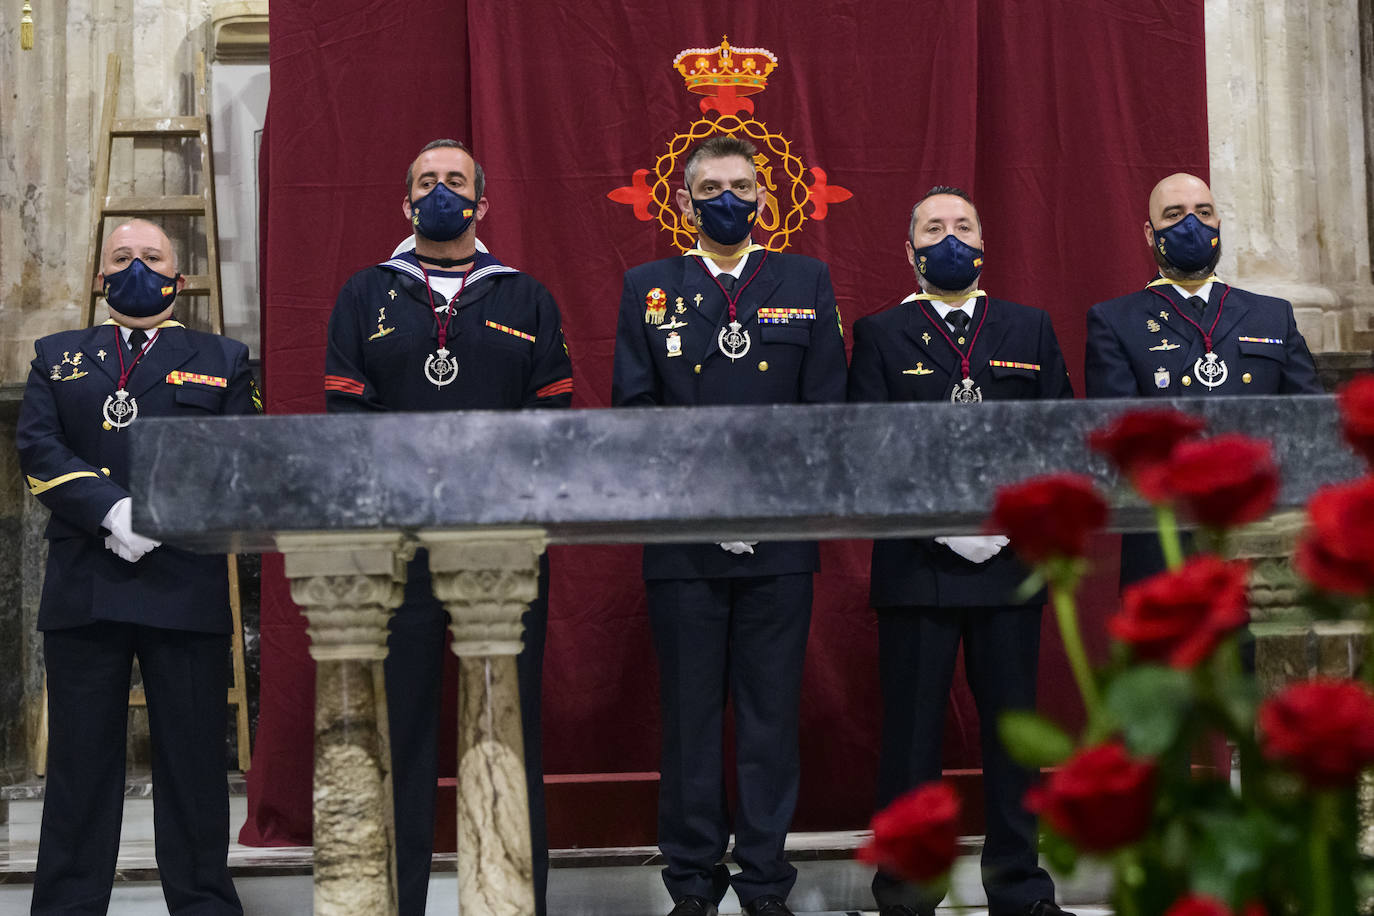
[243,0,1208,847]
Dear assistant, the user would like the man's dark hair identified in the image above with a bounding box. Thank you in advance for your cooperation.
[908,184,979,238]
[683,135,758,190]
[404,138,485,199]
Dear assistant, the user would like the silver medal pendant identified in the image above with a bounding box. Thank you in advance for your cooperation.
[102,388,138,429]
[717,320,751,361]
[950,377,983,404]
[1194,351,1229,390]
[424,348,458,388]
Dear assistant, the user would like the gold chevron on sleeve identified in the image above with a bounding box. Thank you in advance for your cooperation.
[26,470,99,495]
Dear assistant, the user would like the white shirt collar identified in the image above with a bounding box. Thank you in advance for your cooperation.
[701,250,751,281]
[1166,280,1215,304]
[901,292,978,320]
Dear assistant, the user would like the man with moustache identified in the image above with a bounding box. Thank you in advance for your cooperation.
[325,138,573,916]
[611,135,847,916]
[1084,172,1321,584]
[848,187,1076,916]
[17,218,256,915]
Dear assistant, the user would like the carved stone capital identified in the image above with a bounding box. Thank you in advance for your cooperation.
[420,529,546,657]
[277,531,409,661]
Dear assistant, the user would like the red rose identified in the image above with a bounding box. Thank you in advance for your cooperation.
[1164,434,1278,530]
[1258,678,1374,787]
[1108,554,1250,668]
[1296,478,1374,595]
[989,473,1108,565]
[857,781,961,882]
[1163,895,1266,916]
[1025,741,1155,852]
[1338,374,1374,466]
[1088,408,1206,501]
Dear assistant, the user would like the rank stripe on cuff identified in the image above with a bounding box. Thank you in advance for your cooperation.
[535,378,574,399]
[26,470,99,495]
[484,320,536,342]
[324,375,366,395]
[988,360,1041,371]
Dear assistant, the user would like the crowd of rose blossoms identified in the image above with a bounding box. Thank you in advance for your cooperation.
[857,377,1374,916]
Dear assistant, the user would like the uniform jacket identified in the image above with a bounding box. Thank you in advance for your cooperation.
[1085,281,1322,584]
[16,321,258,632]
[848,295,1074,608]
[612,249,848,579]
[326,252,574,412]
[1084,282,1321,398]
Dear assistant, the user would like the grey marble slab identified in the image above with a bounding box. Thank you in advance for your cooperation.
[130,395,1362,552]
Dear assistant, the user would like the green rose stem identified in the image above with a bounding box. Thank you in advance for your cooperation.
[1112,848,1145,916]
[1153,503,1185,570]
[1048,563,1102,722]
[1309,790,1340,916]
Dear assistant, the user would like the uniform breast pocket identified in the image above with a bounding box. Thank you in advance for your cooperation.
[1236,339,1287,389]
[174,385,226,413]
[482,323,536,356]
[988,363,1040,398]
[757,324,812,377]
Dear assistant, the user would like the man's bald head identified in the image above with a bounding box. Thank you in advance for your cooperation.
[100,219,179,277]
[1147,173,1217,229]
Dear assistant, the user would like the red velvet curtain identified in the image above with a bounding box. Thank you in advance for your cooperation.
[243,0,1207,846]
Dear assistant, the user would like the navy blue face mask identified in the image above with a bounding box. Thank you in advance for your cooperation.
[913,233,984,292]
[691,190,757,246]
[1151,213,1221,274]
[103,258,180,318]
[410,183,478,242]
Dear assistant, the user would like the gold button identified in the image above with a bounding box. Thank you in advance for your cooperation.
[957,337,966,345]
[1242,372,1252,384]
[758,361,769,372]
[1182,376,1192,387]
[693,364,701,374]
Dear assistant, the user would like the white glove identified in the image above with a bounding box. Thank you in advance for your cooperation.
[934,535,1009,564]
[718,541,759,555]
[101,497,161,563]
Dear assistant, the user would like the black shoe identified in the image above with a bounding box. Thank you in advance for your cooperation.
[667,896,718,916]
[1015,901,1077,916]
[742,895,794,916]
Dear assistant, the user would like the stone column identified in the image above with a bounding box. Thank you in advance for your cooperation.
[1205,0,1374,353]
[279,531,409,916]
[422,529,546,916]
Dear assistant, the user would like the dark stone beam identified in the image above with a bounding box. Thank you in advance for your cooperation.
[132,395,1360,552]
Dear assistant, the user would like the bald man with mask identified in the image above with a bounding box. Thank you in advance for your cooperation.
[1085,173,1322,583]
[17,219,257,914]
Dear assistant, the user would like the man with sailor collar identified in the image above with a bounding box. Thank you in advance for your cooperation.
[17,218,255,915]
[325,138,573,916]
[611,135,847,916]
[848,187,1075,916]
[1084,172,1321,584]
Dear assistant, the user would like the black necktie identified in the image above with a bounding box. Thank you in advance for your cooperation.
[717,273,737,293]
[946,309,970,336]
[1186,296,1207,321]
[128,329,148,352]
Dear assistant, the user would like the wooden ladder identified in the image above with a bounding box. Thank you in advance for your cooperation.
[39,52,251,774]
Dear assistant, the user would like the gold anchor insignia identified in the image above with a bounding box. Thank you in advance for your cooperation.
[1148,338,1181,351]
[922,331,932,345]
[675,297,686,314]
[388,289,397,300]
[902,362,934,376]
[368,306,395,341]
[1146,319,1161,333]
[50,351,88,382]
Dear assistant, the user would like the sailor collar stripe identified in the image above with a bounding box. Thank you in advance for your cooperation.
[380,257,518,288]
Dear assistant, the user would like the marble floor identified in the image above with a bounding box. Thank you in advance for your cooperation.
[0,787,1113,915]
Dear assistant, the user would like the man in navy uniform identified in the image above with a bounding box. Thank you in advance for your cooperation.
[325,138,572,916]
[17,218,255,915]
[611,135,847,916]
[848,187,1075,916]
[1084,172,1321,583]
